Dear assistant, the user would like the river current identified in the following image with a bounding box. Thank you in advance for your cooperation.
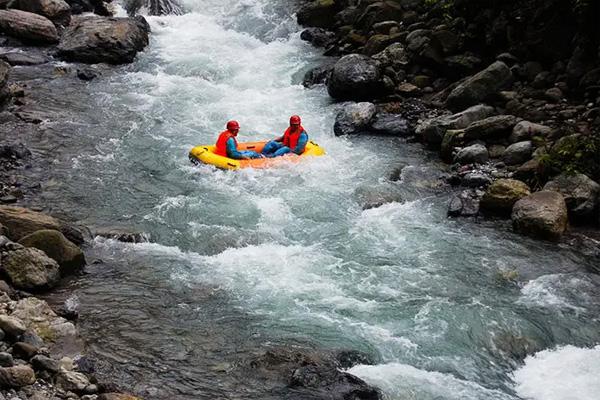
[21,0,600,399]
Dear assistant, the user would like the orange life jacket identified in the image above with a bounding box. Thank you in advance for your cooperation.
[215,130,237,157]
[282,125,304,150]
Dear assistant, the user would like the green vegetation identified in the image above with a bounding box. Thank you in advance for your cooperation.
[539,133,600,180]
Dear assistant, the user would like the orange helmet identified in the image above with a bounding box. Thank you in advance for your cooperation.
[289,115,301,125]
[226,120,240,131]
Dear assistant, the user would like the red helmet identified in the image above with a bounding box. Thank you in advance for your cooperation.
[289,115,301,125]
[226,120,240,131]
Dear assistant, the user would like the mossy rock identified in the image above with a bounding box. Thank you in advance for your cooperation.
[18,229,85,276]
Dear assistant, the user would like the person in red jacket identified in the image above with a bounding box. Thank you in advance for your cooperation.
[261,115,309,158]
[215,121,262,160]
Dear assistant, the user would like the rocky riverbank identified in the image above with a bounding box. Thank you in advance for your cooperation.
[297,0,600,249]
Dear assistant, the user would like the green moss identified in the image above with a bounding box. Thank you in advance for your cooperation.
[539,134,600,180]
[35,324,57,342]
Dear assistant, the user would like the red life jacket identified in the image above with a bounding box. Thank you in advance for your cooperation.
[282,125,304,150]
[215,130,237,157]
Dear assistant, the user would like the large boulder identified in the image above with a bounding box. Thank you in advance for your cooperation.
[12,0,71,26]
[510,121,552,143]
[296,0,338,29]
[0,315,26,337]
[0,247,60,290]
[372,43,408,68]
[453,144,489,165]
[11,297,81,357]
[481,179,531,216]
[56,370,90,393]
[446,61,513,112]
[18,229,85,275]
[369,113,411,136]
[0,9,58,44]
[503,141,533,165]
[463,115,519,141]
[333,102,376,136]
[543,174,600,223]
[327,54,383,101]
[0,206,83,244]
[0,365,35,388]
[57,16,150,64]
[417,104,495,148]
[512,191,568,241]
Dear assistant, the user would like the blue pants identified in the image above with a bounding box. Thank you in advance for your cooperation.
[238,150,262,159]
[262,141,292,158]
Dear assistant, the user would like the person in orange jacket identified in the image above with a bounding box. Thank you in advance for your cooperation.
[215,121,263,160]
[261,115,309,158]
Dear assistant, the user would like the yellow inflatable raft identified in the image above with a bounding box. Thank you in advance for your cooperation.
[189,140,325,170]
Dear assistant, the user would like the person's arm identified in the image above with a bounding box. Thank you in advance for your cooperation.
[292,131,308,155]
[226,137,247,159]
[274,135,284,143]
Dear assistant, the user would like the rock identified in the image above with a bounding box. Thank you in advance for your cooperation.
[0,316,26,337]
[0,206,83,244]
[11,342,37,360]
[57,16,150,64]
[545,87,563,103]
[488,144,506,159]
[76,68,97,81]
[396,82,419,96]
[579,68,600,90]
[334,350,375,369]
[12,0,71,26]
[432,29,459,54]
[447,191,480,217]
[19,330,44,348]
[463,115,519,141]
[512,191,568,241]
[364,34,392,56]
[513,159,542,184]
[302,63,334,88]
[0,52,47,66]
[296,0,338,28]
[18,230,85,276]
[444,54,482,77]
[353,184,403,210]
[372,43,408,68]
[300,28,335,48]
[496,53,518,66]
[369,113,411,136]
[481,179,531,216]
[56,370,89,393]
[11,297,81,357]
[98,394,143,400]
[0,365,35,388]
[446,61,513,112]
[66,0,110,15]
[0,10,58,44]
[94,229,149,243]
[333,102,376,136]
[327,54,383,101]
[289,364,379,399]
[503,141,533,165]
[453,144,489,165]
[30,355,60,373]
[461,172,492,188]
[0,247,60,290]
[543,174,600,223]
[510,121,552,143]
[417,104,495,148]
[58,295,79,320]
[0,353,13,368]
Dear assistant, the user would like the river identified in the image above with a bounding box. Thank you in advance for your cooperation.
[18,0,600,399]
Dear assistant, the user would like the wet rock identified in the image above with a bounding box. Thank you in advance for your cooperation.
[11,0,71,26]
[481,179,531,217]
[503,141,533,166]
[454,144,489,165]
[446,61,513,112]
[510,121,552,143]
[333,102,376,136]
[57,16,150,64]
[417,104,495,148]
[512,191,568,241]
[296,0,338,29]
[447,190,480,217]
[30,355,59,373]
[76,68,97,81]
[19,329,44,348]
[18,229,85,276]
[0,365,35,388]
[463,115,519,141]
[461,172,492,188]
[58,295,79,320]
[98,394,143,400]
[94,229,149,243]
[372,43,408,68]
[0,247,60,290]
[290,364,379,399]
[11,342,37,360]
[56,370,89,393]
[0,206,83,244]
[0,353,13,368]
[327,54,383,101]
[543,174,600,223]
[335,350,375,369]
[0,316,25,338]
[0,52,47,66]
[369,113,411,136]
[0,10,58,44]
[302,63,334,88]
[300,27,335,48]
[354,184,403,210]
[0,142,30,160]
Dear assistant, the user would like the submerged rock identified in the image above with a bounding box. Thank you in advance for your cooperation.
[57,16,150,64]
[512,191,568,241]
[0,10,58,44]
[327,54,383,101]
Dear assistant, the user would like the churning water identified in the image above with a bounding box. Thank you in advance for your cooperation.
[25,0,600,398]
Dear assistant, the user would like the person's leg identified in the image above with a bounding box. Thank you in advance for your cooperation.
[239,150,262,159]
[272,146,291,157]
[262,141,283,157]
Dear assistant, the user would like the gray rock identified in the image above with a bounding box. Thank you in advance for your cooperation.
[447,191,480,217]
[545,87,563,103]
[481,179,531,216]
[0,10,58,43]
[327,54,383,101]
[461,172,492,188]
[369,113,411,136]
[354,184,403,210]
[488,144,506,159]
[503,141,533,165]
[30,355,59,373]
[543,174,600,222]
[18,229,85,276]
[333,102,376,136]
[296,0,337,28]
[56,370,90,393]
[0,353,13,368]
[512,191,568,241]
[446,61,513,112]
[0,206,83,244]
[417,104,495,148]
[453,144,489,165]
[302,63,333,88]
[0,247,60,290]
[0,52,47,66]
[510,121,552,143]
[463,115,519,141]
[12,0,71,26]
[300,28,335,48]
[11,342,37,360]
[0,365,35,388]
[0,316,26,338]
[372,43,408,68]
[57,16,150,64]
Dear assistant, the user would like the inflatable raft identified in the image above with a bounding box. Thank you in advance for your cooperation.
[189,140,325,170]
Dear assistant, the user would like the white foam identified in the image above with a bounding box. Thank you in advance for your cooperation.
[513,345,600,400]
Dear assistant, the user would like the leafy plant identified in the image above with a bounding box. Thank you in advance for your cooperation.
[539,133,600,180]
